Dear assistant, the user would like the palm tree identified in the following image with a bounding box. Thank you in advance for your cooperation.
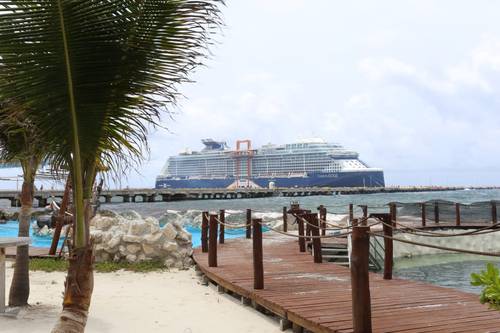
[0,101,45,306]
[0,1,222,331]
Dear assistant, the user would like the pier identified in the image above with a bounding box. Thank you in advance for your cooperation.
[193,204,500,332]
[1,185,498,207]
[194,233,500,332]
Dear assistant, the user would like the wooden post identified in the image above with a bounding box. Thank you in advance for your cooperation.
[309,214,322,263]
[389,203,397,224]
[351,226,372,333]
[361,205,368,218]
[352,218,359,227]
[201,211,209,253]
[492,201,498,224]
[455,203,461,226]
[434,202,440,224]
[219,209,225,244]
[252,218,264,289]
[319,205,327,236]
[208,214,218,267]
[283,206,288,232]
[382,214,393,280]
[49,177,71,255]
[349,203,354,222]
[297,214,306,252]
[0,248,5,313]
[246,208,252,239]
[421,203,426,227]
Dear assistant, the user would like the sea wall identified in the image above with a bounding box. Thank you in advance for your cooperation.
[90,211,193,269]
[393,229,500,258]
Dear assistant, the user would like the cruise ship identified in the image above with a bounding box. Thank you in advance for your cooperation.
[155,139,384,189]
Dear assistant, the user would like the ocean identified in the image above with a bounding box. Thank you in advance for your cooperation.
[2,188,500,293]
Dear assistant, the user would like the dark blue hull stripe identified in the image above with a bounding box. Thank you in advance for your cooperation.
[155,171,385,189]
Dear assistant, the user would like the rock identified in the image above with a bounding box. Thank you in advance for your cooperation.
[182,257,193,268]
[142,244,157,257]
[88,210,192,266]
[162,241,178,252]
[93,216,115,231]
[120,210,142,220]
[143,232,163,245]
[164,258,175,268]
[128,220,150,236]
[107,234,122,249]
[126,254,137,263]
[162,223,178,241]
[38,225,50,236]
[122,235,142,243]
[126,244,141,254]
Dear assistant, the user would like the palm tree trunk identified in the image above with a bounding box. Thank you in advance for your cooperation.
[8,178,33,306]
[52,199,94,333]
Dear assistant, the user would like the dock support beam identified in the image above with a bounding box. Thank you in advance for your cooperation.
[309,214,322,263]
[351,226,372,333]
[382,214,393,280]
[282,206,288,232]
[319,205,327,236]
[208,214,218,267]
[201,211,209,253]
[297,214,306,252]
[456,203,461,226]
[349,203,354,222]
[434,202,440,224]
[492,201,498,224]
[219,209,225,244]
[421,203,426,227]
[252,218,264,290]
[246,209,252,239]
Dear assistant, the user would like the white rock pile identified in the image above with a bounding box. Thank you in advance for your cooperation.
[90,210,193,269]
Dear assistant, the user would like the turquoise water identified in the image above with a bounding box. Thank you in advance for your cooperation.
[185,225,250,248]
[0,220,65,248]
[394,254,500,294]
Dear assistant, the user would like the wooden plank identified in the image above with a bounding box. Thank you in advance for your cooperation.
[194,232,500,333]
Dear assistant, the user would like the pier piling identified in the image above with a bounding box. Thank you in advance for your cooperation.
[252,218,264,289]
[309,214,322,263]
[421,203,426,227]
[297,214,306,252]
[492,201,498,224]
[434,202,440,224]
[208,214,218,267]
[201,211,209,253]
[219,209,225,244]
[246,209,252,239]
[350,226,372,333]
[283,206,288,232]
[455,203,461,226]
[319,205,327,236]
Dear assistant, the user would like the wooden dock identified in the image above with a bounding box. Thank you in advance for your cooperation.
[193,233,500,333]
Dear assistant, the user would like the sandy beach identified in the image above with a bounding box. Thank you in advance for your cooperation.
[1,263,283,333]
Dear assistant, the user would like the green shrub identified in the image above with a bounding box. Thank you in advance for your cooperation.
[471,263,500,310]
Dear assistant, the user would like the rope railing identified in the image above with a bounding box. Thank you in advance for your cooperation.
[213,216,251,229]
[368,231,500,257]
[384,219,500,238]
[254,217,386,240]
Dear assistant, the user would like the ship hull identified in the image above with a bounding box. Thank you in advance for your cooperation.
[155,171,384,189]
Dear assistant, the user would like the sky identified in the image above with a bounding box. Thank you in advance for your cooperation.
[4,1,499,190]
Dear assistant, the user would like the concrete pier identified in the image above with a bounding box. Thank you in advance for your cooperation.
[0,186,497,206]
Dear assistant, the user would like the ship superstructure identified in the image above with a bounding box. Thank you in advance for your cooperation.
[156,138,384,189]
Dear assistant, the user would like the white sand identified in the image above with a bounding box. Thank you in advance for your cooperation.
[1,263,284,333]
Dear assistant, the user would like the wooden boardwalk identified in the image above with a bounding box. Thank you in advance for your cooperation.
[194,234,500,333]
[4,246,48,258]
